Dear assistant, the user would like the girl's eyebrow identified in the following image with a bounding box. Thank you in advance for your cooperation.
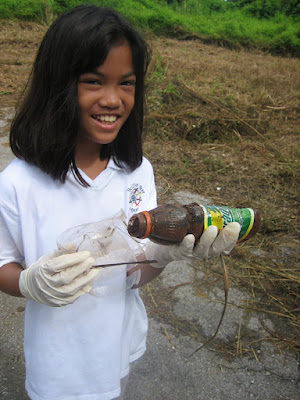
[89,70,136,79]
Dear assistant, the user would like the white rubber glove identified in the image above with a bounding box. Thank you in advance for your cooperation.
[19,251,98,307]
[145,222,241,268]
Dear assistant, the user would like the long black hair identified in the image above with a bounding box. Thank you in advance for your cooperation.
[10,5,151,185]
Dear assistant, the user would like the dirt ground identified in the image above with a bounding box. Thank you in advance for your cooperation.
[0,19,299,360]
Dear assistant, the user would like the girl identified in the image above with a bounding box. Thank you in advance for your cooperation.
[0,5,240,400]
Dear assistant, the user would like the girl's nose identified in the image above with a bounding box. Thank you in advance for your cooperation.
[98,86,121,108]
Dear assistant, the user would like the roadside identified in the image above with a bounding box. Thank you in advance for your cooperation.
[0,116,299,399]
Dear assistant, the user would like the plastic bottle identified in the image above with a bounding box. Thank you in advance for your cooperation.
[127,203,260,245]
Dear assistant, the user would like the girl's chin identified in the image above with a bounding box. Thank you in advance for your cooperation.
[81,133,118,147]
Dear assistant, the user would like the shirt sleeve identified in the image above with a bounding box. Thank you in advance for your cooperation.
[131,159,157,250]
[0,173,24,268]
[146,163,158,210]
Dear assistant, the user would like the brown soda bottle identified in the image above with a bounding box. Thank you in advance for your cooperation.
[127,203,260,245]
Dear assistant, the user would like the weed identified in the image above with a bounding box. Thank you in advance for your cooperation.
[203,157,227,173]
[162,82,178,96]
[151,55,168,80]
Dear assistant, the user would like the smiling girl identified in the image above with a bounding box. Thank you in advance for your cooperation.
[0,5,240,400]
[76,41,137,178]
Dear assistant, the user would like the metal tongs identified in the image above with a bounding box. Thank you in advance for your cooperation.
[93,259,157,268]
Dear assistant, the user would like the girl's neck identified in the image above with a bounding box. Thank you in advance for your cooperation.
[75,139,108,180]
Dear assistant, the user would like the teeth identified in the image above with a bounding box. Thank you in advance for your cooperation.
[94,115,117,123]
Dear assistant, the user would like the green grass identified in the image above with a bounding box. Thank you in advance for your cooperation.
[0,0,299,56]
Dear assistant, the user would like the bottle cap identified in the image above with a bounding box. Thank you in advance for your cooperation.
[127,212,151,239]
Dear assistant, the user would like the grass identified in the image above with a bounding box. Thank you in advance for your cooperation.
[0,0,299,56]
[142,36,300,356]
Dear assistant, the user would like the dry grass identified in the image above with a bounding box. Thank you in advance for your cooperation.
[0,20,47,106]
[143,37,300,356]
[0,22,299,357]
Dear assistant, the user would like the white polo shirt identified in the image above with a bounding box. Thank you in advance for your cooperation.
[0,156,157,400]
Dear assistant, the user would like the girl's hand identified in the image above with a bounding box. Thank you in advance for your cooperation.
[19,251,98,307]
[144,222,241,269]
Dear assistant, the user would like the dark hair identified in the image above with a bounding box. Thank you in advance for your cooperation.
[10,5,151,185]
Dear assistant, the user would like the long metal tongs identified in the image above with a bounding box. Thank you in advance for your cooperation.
[93,259,157,268]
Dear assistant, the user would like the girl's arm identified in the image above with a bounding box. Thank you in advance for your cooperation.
[128,222,241,289]
[0,263,24,297]
[128,262,164,288]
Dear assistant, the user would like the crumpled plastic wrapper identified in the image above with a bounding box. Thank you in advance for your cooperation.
[56,210,144,296]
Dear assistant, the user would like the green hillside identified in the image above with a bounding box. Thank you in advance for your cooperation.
[0,0,299,56]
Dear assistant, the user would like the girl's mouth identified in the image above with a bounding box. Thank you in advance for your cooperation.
[92,115,118,124]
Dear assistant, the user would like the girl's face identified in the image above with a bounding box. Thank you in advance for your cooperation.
[77,41,136,150]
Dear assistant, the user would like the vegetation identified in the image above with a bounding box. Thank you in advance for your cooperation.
[0,0,299,56]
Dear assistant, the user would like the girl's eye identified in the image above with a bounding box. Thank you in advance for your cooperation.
[78,76,102,85]
[121,80,136,87]
[83,79,101,85]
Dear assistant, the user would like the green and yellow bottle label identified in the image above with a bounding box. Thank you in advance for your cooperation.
[201,205,255,242]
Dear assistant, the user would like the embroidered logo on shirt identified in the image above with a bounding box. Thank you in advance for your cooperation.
[128,184,145,212]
